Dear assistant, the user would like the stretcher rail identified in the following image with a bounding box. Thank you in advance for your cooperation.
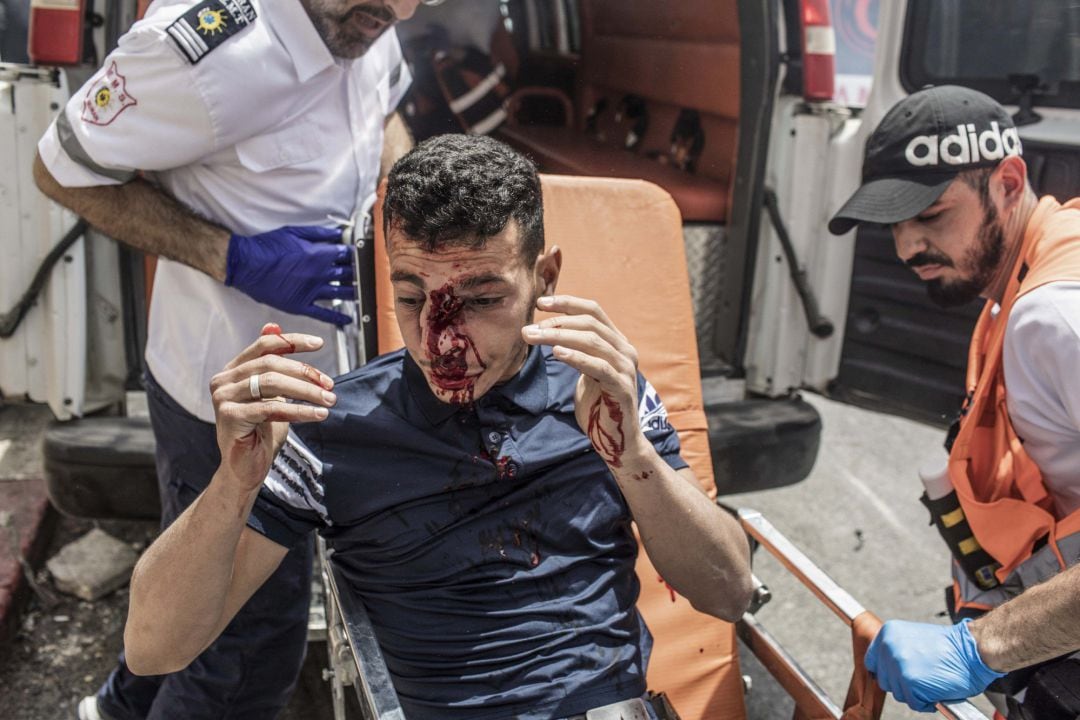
[737,508,990,720]
[319,196,406,719]
[323,546,405,720]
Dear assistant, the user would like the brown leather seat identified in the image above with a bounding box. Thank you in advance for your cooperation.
[497,125,730,222]
[373,175,746,720]
[496,0,739,224]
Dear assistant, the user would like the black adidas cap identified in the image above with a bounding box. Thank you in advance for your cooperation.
[828,85,1022,235]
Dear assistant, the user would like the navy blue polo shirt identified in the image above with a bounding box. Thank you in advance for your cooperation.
[248,345,687,720]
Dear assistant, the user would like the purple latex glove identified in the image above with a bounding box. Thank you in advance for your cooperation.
[225,225,356,325]
[865,619,1005,712]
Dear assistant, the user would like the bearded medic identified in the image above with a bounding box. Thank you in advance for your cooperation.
[32,1,428,717]
[829,85,1080,716]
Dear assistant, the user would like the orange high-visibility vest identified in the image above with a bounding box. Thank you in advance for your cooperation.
[948,196,1080,613]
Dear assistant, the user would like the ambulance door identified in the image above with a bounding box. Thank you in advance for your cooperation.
[828,0,1080,426]
[740,0,879,400]
[0,0,140,419]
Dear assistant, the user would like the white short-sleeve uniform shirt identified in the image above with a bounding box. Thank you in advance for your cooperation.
[38,0,411,422]
[1003,281,1080,516]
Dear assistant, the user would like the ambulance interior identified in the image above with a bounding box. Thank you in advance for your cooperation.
[395,0,825,501]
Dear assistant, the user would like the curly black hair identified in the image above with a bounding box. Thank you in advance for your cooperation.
[383,134,544,262]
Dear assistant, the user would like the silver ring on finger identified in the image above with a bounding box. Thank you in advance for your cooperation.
[248,373,263,401]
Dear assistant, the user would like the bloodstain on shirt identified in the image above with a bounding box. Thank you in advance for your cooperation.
[493,455,517,481]
[426,283,486,404]
[587,391,626,467]
[475,447,517,481]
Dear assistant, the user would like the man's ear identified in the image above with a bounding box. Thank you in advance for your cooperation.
[534,245,562,297]
[994,155,1029,212]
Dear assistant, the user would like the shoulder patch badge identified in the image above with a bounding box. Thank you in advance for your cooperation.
[167,0,257,65]
[81,61,137,126]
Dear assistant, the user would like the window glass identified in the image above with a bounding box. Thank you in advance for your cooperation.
[522,0,576,55]
[832,0,880,108]
[903,0,1080,108]
[565,0,580,53]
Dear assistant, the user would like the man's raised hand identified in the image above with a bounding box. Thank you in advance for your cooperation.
[522,295,645,468]
[209,323,336,493]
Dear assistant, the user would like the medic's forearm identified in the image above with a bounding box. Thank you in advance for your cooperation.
[124,470,259,675]
[612,442,752,621]
[380,112,413,180]
[33,152,229,281]
[969,562,1080,672]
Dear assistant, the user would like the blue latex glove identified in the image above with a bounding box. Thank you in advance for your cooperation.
[225,225,357,325]
[865,619,1006,712]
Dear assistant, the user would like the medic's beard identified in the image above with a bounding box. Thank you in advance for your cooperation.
[305,1,395,58]
[926,202,1005,308]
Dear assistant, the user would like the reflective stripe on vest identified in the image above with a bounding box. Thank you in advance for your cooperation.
[952,530,1080,612]
[948,196,1080,612]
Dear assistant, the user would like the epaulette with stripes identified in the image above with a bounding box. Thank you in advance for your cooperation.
[166,0,257,65]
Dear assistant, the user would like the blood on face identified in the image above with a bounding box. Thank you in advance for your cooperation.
[425,282,487,404]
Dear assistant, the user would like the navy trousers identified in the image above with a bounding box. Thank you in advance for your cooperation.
[97,371,313,720]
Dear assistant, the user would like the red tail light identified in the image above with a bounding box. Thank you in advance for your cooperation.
[28,0,87,66]
[801,0,836,103]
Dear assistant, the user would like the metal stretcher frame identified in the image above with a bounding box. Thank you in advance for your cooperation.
[737,509,990,720]
[318,197,407,720]
[321,540,405,720]
[313,194,993,720]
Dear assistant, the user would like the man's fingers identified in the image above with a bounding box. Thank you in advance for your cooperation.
[333,245,355,265]
[523,325,635,377]
[220,398,329,427]
[908,695,936,713]
[224,331,324,370]
[864,634,881,675]
[536,294,615,327]
[215,353,334,398]
[289,225,343,244]
[549,345,622,387]
[529,313,637,364]
[223,370,337,408]
[329,263,356,284]
[306,304,353,326]
[316,284,358,302]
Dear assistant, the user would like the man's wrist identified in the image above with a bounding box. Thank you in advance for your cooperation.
[208,468,264,517]
[966,616,1008,673]
[611,435,661,474]
[212,229,233,283]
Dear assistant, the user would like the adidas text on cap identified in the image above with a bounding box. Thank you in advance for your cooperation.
[828,85,1022,235]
